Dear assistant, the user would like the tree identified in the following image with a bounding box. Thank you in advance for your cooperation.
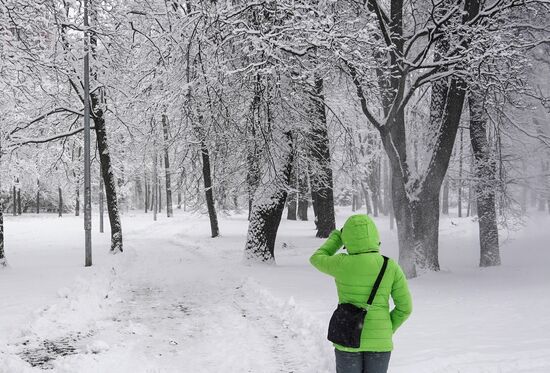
[337,0,532,276]
[0,139,5,268]
[244,131,295,262]
[469,89,501,267]
[162,114,174,218]
[308,78,336,237]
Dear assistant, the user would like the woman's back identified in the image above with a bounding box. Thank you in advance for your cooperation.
[310,214,412,353]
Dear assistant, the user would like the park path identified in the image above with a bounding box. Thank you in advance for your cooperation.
[5,218,327,373]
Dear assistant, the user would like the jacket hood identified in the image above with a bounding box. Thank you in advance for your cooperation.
[341,214,380,254]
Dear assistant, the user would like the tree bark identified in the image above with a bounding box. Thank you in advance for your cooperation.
[12,186,16,216]
[297,161,309,221]
[287,159,297,220]
[134,176,143,210]
[458,129,464,217]
[177,169,183,209]
[309,163,319,230]
[153,152,158,222]
[546,160,550,214]
[58,187,63,217]
[144,172,149,213]
[538,160,547,211]
[244,131,294,262]
[198,127,219,237]
[308,77,335,238]
[442,178,449,215]
[36,180,40,214]
[93,95,123,252]
[75,181,80,216]
[383,157,390,216]
[361,182,372,214]
[162,114,174,218]
[287,196,297,220]
[379,74,468,277]
[193,113,219,237]
[370,174,380,217]
[99,174,104,233]
[388,166,395,230]
[17,189,21,215]
[246,76,262,220]
[0,197,5,267]
[158,158,162,214]
[90,19,122,252]
[469,91,501,267]
[366,148,381,217]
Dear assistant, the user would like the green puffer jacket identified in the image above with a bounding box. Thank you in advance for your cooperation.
[310,214,412,352]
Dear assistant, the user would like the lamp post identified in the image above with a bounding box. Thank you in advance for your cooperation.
[83,0,92,267]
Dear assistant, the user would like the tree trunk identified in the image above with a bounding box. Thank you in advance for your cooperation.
[383,158,390,216]
[177,169,183,209]
[244,132,294,262]
[388,168,395,230]
[546,160,550,214]
[17,189,21,215]
[308,78,335,238]
[287,197,297,220]
[150,178,155,212]
[58,187,63,217]
[153,152,158,222]
[297,163,309,221]
[12,186,16,216]
[361,182,373,214]
[458,129,464,217]
[379,73,467,277]
[309,163,319,230]
[246,83,262,221]
[0,199,6,267]
[538,160,547,211]
[99,174,104,233]
[369,0,474,277]
[442,178,449,215]
[287,159,297,220]
[158,158,162,214]
[75,180,80,216]
[198,126,219,238]
[90,12,122,252]
[390,172,443,278]
[144,173,149,213]
[92,95,123,252]
[367,154,381,217]
[134,176,143,210]
[36,180,40,214]
[380,158,387,215]
[469,91,500,267]
[2,142,8,265]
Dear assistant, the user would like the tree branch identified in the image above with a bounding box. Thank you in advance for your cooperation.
[9,126,94,147]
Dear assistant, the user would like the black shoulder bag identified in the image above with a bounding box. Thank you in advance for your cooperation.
[327,255,389,348]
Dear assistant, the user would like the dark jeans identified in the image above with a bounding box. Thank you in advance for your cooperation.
[335,349,391,373]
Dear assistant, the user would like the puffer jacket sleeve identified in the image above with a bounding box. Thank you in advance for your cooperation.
[390,263,413,333]
[309,229,344,277]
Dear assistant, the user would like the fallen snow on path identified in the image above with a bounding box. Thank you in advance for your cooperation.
[1,209,549,372]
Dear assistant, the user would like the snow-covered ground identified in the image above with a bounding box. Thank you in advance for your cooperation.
[1,208,549,372]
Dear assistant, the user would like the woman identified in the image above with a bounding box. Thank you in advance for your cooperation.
[310,214,412,373]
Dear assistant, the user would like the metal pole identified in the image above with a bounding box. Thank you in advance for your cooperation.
[84,0,92,267]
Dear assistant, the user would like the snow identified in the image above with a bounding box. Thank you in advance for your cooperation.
[0,208,549,372]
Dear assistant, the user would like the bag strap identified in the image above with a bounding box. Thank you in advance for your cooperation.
[366,256,389,307]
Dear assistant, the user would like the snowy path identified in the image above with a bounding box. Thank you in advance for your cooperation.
[2,211,550,373]
[1,222,329,373]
